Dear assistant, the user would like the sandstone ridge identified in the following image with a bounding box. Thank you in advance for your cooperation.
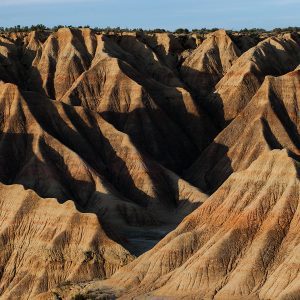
[0,29,299,299]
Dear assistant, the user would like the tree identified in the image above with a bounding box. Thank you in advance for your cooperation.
[174,28,189,34]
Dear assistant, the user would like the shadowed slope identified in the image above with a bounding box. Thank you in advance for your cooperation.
[0,183,133,300]
[207,33,300,127]
[0,82,207,224]
[0,28,299,300]
[74,149,300,300]
[0,81,208,298]
[187,66,300,193]
[180,30,241,98]
[138,32,185,70]
[0,36,26,86]
[61,33,217,172]
[28,28,96,100]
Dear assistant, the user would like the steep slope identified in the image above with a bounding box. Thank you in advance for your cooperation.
[208,33,300,127]
[0,183,133,300]
[230,32,262,53]
[61,33,217,171]
[0,80,208,297]
[0,31,48,89]
[1,28,300,300]
[0,30,215,297]
[0,35,25,86]
[187,66,300,193]
[28,28,96,100]
[0,80,208,244]
[181,30,241,98]
[22,31,49,68]
[74,149,300,300]
[138,32,185,70]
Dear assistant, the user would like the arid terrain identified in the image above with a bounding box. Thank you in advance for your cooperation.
[0,28,300,299]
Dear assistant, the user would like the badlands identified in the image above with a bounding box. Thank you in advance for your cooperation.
[0,27,300,299]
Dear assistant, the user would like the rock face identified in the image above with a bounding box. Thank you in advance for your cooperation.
[208,33,300,127]
[186,67,300,192]
[60,32,216,171]
[181,30,241,97]
[0,29,208,299]
[82,149,300,300]
[0,28,300,299]
[0,183,133,300]
[76,54,300,300]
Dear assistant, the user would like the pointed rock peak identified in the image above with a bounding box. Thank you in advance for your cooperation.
[0,82,24,107]
[25,31,39,43]
[246,149,298,177]
[80,27,93,34]
[23,31,47,50]
[282,31,300,42]
[208,29,228,37]
[54,27,77,42]
[204,29,236,45]
[256,32,299,50]
[197,29,238,54]
[56,27,73,35]
[181,28,240,97]
[0,82,22,94]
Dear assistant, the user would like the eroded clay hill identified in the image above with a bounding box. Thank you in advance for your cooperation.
[187,66,300,192]
[80,149,300,300]
[181,30,241,97]
[207,33,300,127]
[51,65,300,299]
[0,183,133,299]
[0,28,299,299]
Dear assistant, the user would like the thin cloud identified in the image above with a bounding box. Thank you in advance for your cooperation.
[272,0,300,4]
[0,0,99,6]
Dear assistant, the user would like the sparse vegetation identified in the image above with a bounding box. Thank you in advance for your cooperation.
[0,24,299,35]
[174,28,190,34]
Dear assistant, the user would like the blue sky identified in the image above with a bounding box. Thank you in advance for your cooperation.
[0,0,299,30]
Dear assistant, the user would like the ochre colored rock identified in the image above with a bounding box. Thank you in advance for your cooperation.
[208,33,300,127]
[181,30,241,97]
[187,67,300,192]
[78,150,300,300]
[0,29,299,300]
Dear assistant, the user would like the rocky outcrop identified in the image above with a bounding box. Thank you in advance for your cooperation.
[208,33,300,126]
[0,80,207,298]
[60,32,217,171]
[0,183,133,300]
[186,67,300,192]
[0,28,300,300]
[77,149,300,300]
[28,28,96,100]
[181,30,241,97]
